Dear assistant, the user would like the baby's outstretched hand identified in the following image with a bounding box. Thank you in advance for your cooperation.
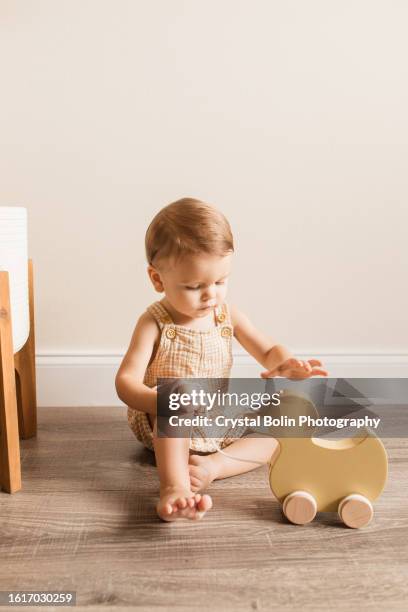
[261,358,328,380]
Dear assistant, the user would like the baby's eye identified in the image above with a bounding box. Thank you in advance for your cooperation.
[185,285,201,291]
[216,281,225,286]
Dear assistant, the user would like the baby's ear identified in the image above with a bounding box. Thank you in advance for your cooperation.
[147,265,164,293]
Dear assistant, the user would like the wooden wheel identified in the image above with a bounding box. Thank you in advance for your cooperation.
[282,491,317,525]
[338,494,373,528]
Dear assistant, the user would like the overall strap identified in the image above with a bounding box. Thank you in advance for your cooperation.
[147,301,174,330]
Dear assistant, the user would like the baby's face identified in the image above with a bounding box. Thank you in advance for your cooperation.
[150,253,232,318]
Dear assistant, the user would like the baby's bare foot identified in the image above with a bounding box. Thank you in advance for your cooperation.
[188,454,218,492]
[156,486,213,522]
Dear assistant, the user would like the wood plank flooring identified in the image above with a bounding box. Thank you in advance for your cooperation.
[0,407,407,611]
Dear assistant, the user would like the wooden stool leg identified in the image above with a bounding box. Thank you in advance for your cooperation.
[14,259,37,439]
[0,271,22,493]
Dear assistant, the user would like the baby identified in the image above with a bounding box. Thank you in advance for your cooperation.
[115,198,327,522]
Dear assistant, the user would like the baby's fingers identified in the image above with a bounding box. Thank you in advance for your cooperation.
[286,358,302,368]
[307,359,323,367]
[310,368,328,377]
[290,360,312,373]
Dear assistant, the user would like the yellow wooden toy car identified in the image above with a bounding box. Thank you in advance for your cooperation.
[268,391,388,528]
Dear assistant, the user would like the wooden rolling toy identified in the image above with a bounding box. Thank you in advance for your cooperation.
[268,391,388,528]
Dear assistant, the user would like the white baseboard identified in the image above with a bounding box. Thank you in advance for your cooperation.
[36,350,408,407]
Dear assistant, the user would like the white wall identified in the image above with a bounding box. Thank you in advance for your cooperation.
[1,1,407,403]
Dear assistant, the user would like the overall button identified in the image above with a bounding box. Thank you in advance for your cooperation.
[216,311,226,323]
[166,327,176,339]
[221,326,232,338]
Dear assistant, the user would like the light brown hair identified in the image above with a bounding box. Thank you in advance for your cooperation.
[145,197,234,266]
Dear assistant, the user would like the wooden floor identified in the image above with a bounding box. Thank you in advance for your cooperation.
[1,407,407,611]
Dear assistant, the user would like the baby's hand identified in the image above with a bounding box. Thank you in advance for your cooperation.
[261,358,328,380]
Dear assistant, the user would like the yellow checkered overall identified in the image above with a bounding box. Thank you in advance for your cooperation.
[127,300,240,453]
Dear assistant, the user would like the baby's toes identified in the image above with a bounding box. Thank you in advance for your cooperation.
[187,496,196,508]
[174,497,188,510]
[188,465,203,489]
[189,477,201,492]
[172,495,196,516]
[177,496,195,514]
[196,493,212,511]
[190,463,211,481]
[164,502,174,516]
[194,493,213,519]
[156,500,175,521]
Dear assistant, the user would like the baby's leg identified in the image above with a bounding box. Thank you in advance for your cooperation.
[151,416,213,521]
[189,435,279,492]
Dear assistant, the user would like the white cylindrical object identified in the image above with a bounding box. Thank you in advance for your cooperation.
[0,207,29,353]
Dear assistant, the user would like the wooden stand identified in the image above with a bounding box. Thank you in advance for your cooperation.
[0,259,37,493]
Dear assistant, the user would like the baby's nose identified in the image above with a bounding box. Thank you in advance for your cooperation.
[202,285,216,301]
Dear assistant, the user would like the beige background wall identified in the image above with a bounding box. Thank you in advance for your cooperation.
[1,1,407,402]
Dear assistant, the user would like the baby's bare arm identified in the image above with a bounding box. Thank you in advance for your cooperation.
[229,305,327,378]
[229,305,292,371]
[115,311,159,416]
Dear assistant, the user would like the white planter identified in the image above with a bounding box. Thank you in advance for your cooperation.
[0,206,29,353]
